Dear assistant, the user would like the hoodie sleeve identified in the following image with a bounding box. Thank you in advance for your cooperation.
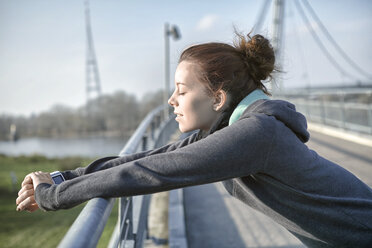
[61,132,199,180]
[35,115,275,211]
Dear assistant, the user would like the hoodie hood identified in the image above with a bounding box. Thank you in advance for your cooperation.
[242,99,310,143]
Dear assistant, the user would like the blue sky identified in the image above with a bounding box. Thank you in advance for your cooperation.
[1,0,371,116]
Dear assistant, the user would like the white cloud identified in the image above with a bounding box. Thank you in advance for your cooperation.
[196,14,219,31]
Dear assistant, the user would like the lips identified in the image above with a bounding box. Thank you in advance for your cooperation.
[174,112,183,121]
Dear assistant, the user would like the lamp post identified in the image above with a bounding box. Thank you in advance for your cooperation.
[271,0,285,94]
[164,23,181,120]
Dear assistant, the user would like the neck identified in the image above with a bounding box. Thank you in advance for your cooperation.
[196,89,270,140]
[228,89,269,125]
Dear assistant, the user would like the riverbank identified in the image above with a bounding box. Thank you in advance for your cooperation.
[0,154,117,248]
[0,130,133,142]
[0,136,127,158]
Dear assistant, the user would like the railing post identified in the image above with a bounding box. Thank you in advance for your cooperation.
[368,103,372,135]
[59,105,172,248]
[151,121,155,140]
[142,135,148,151]
[276,89,372,135]
[134,195,151,247]
[118,197,134,248]
[305,97,310,120]
[320,97,326,125]
[157,114,161,128]
[340,92,346,129]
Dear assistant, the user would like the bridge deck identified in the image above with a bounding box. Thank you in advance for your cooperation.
[183,130,372,247]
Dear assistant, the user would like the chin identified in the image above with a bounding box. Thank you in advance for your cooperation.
[178,126,189,133]
[178,124,196,133]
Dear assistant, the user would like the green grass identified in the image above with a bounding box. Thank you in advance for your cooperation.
[0,154,119,248]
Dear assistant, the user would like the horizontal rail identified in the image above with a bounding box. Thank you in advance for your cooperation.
[116,115,178,248]
[58,198,115,248]
[58,105,168,248]
[277,87,372,96]
[294,99,371,110]
[120,104,166,156]
[277,91,372,135]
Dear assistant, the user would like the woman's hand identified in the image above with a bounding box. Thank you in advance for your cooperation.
[16,172,53,212]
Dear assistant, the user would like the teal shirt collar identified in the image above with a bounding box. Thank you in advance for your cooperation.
[228,89,269,125]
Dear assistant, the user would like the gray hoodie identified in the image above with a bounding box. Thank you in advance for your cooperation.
[35,99,372,247]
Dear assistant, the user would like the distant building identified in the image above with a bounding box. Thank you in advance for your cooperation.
[9,124,19,142]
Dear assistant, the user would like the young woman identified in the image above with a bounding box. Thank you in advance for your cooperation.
[16,33,372,247]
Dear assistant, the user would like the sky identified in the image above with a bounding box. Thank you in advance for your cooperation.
[0,0,371,116]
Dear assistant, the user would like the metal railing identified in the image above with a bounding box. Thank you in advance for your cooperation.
[59,104,178,248]
[276,88,372,135]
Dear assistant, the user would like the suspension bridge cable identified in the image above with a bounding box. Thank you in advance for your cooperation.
[289,1,311,87]
[302,0,372,80]
[293,0,357,81]
[252,0,271,34]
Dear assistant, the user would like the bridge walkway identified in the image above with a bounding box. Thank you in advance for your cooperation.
[182,129,372,248]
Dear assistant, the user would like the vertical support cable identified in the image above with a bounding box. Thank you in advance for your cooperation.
[252,0,271,34]
[293,0,355,81]
[301,0,372,80]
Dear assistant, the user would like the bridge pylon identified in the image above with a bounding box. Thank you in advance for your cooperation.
[85,0,102,107]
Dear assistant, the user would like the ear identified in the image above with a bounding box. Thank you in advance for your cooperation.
[213,89,228,112]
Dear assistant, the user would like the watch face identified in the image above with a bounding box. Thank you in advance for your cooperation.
[53,175,64,184]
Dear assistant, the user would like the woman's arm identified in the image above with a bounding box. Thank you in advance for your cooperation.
[62,132,199,180]
[16,131,198,212]
[34,115,275,211]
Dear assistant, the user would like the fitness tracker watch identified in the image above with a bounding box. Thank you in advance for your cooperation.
[50,171,65,184]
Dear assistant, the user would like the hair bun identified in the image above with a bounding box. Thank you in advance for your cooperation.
[234,33,275,82]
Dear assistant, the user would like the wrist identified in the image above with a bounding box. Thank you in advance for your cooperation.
[50,171,66,184]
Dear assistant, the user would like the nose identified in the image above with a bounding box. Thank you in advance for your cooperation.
[168,89,178,107]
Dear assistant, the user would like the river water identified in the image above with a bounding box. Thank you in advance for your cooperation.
[0,136,127,158]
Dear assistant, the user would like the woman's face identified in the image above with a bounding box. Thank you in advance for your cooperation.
[168,61,220,133]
